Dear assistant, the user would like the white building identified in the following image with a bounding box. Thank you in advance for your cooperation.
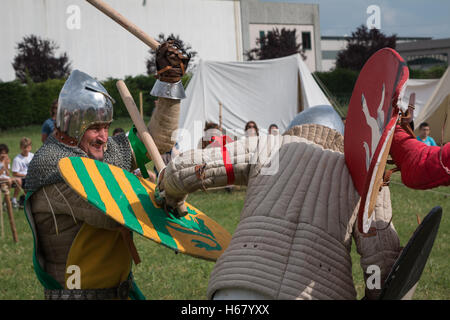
[249,24,316,72]
[321,35,432,71]
[0,0,322,82]
[241,0,321,72]
[0,0,243,82]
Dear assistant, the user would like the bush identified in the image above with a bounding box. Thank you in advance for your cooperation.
[28,78,65,124]
[0,81,33,130]
[101,75,158,119]
[0,79,63,130]
[409,65,447,79]
[0,73,192,131]
[314,68,359,111]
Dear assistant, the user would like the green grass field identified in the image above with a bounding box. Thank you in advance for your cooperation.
[0,120,449,300]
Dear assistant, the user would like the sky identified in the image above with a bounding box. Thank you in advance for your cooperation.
[263,0,450,39]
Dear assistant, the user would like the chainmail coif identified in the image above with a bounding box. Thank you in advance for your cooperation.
[26,133,134,192]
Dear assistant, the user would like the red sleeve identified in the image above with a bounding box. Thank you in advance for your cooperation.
[389,125,450,189]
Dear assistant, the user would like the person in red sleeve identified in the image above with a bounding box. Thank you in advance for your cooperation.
[389,107,450,189]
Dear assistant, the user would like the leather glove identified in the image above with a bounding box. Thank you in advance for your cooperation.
[400,105,414,126]
[155,167,188,218]
[399,104,416,138]
[155,40,191,83]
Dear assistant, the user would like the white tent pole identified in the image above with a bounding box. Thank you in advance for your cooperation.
[219,102,223,131]
[311,71,345,118]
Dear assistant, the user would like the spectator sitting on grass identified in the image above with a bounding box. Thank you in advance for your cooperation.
[0,144,11,183]
[416,122,438,146]
[41,99,58,143]
[12,137,34,207]
[0,144,22,207]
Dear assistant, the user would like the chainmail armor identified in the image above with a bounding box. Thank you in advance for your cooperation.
[27,133,134,192]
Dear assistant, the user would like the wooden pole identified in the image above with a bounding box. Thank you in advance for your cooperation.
[219,102,223,131]
[0,192,4,239]
[4,193,18,243]
[297,73,304,113]
[139,91,144,118]
[86,0,160,50]
[116,80,187,215]
[117,81,165,171]
[400,93,417,138]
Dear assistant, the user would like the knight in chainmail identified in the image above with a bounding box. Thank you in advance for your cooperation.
[26,133,134,192]
[25,41,190,300]
[158,105,403,300]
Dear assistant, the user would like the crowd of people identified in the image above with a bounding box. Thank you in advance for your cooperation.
[199,120,280,150]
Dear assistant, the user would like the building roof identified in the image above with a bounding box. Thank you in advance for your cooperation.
[321,35,432,41]
[396,38,450,51]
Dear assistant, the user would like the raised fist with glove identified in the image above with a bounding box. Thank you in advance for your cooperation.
[148,39,193,153]
[155,39,191,83]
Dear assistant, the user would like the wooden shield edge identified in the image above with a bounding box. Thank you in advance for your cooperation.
[358,115,398,233]
[356,49,409,234]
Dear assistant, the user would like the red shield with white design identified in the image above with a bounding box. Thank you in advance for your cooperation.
[344,48,409,234]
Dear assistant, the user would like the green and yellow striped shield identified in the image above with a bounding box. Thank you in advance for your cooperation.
[58,157,231,261]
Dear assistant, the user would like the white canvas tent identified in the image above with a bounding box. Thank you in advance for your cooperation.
[412,67,450,144]
[176,54,331,152]
[403,78,440,123]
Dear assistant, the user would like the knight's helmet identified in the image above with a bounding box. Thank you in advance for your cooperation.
[56,70,115,145]
[286,105,345,135]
